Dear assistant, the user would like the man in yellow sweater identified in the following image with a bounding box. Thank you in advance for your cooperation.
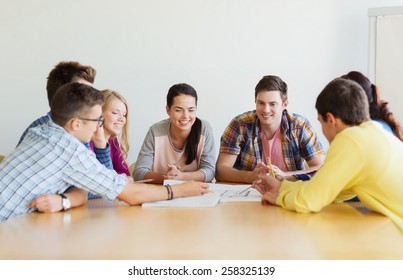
[253,77,403,232]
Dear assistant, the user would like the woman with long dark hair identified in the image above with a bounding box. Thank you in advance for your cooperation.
[133,83,216,183]
[341,71,402,141]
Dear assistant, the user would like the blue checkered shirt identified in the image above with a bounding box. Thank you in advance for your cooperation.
[17,112,113,199]
[0,121,128,222]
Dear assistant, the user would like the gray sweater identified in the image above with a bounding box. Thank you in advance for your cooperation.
[133,118,216,182]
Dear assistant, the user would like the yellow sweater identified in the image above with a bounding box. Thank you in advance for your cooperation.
[277,121,403,232]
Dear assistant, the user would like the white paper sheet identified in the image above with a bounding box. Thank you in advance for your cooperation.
[148,180,262,205]
[142,192,220,207]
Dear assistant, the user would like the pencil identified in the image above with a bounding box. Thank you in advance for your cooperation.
[239,186,251,194]
[267,157,275,178]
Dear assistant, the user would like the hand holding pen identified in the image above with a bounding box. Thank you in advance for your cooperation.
[266,157,275,177]
[266,157,285,180]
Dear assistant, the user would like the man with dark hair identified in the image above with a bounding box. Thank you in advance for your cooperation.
[253,78,403,232]
[0,83,209,222]
[46,61,96,107]
[18,61,97,144]
[216,75,325,183]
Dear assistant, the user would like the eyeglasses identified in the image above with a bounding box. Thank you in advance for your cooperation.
[78,116,104,127]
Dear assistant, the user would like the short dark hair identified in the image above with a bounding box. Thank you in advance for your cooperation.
[315,78,370,125]
[46,61,96,106]
[167,83,201,165]
[255,75,288,101]
[51,82,104,127]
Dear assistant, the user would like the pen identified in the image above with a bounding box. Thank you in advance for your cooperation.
[267,157,275,178]
[239,186,251,194]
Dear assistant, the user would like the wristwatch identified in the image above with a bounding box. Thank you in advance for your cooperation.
[60,194,71,211]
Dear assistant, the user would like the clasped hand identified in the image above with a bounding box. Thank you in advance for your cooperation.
[163,164,181,179]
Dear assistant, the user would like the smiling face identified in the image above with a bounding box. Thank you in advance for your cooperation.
[255,90,287,129]
[166,94,197,133]
[102,97,127,138]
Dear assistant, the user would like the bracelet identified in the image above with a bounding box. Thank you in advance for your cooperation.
[164,184,173,200]
[168,184,174,200]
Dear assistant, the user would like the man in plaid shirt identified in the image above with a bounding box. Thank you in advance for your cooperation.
[216,75,325,183]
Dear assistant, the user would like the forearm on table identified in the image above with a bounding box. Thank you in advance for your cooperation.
[64,187,88,208]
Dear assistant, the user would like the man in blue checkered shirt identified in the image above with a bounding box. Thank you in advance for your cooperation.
[0,83,209,222]
[17,61,112,204]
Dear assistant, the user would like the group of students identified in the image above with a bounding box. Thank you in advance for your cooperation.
[0,61,402,233]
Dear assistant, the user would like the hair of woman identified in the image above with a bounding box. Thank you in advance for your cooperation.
[341,71,402,140]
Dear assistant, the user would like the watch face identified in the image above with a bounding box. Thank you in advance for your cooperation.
[62,197,71,210]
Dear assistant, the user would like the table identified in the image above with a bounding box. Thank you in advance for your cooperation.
[0,198,402,259]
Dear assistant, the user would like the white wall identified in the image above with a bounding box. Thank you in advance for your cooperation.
[1,0,403,164]
[373,10,403,124]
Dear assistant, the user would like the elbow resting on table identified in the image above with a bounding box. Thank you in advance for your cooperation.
[293,202,324,214]
[117,191,144,206]
[124,200,143,206]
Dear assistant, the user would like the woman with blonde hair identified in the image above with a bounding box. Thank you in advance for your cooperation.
[91,89,131,176]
